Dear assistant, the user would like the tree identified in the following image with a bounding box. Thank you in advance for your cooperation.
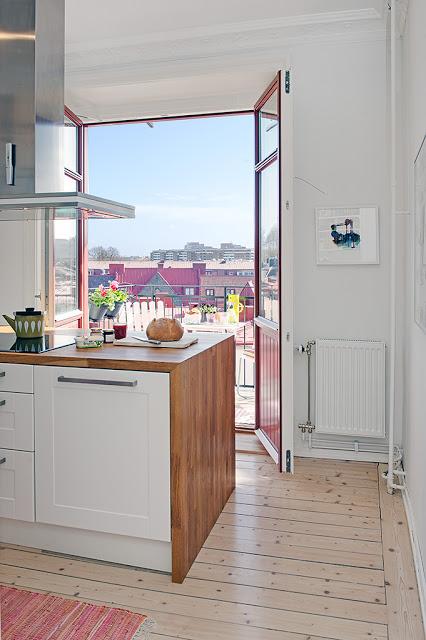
[89,245,121,261]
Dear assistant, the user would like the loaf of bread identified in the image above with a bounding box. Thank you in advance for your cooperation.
[146,317,184,342]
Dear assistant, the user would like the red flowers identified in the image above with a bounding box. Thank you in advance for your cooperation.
[110,281,119,291]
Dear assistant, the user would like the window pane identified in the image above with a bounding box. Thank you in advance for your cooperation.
[54,219,79,316]
[63,174,79,192]
[259,90,278,162]
[64,116,78,174]
[259,160,279,324]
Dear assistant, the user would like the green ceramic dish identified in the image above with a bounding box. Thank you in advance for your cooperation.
[75,337,103,349]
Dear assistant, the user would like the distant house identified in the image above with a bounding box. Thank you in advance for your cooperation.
[88,259,255,309]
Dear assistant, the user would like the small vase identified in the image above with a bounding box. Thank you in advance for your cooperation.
[89,303,107,322]
[104,302,124,319]
[201,311,207,323]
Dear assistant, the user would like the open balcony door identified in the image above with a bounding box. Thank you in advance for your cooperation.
[254,70,294,472]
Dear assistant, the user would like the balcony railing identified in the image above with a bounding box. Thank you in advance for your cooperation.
[89,282,255,388]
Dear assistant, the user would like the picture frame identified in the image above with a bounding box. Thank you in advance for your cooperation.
[316,206,379,266]
[414,135,426,333]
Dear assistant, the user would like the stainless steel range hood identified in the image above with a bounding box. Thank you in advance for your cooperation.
[0,0,135,220]
[0,192,135,221]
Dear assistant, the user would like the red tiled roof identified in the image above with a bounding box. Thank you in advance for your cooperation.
[108,264,201,288]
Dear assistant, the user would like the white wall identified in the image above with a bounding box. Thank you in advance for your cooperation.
[291,37,391,456]
[401,0,426,588]
[0,221,40,323]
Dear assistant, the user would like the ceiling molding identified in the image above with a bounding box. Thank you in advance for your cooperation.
[66,8,383,54]
[66,22,386,89]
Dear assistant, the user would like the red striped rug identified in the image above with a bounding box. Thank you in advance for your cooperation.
[0,586,153,639]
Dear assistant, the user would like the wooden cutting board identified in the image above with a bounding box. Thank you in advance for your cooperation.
[113,333,199,349]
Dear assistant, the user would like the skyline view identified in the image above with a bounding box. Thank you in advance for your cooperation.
[88,115,254,257]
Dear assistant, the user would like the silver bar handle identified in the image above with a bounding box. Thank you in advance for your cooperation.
[57,375,138,388]
[0,400,5,407]
[0,371,5,378]
[0,457,6,465]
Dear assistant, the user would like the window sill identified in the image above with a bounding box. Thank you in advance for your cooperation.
[55,310,82,327]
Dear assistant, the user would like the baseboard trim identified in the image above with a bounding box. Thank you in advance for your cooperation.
[294,446,388,462]
[0,518,172,573]
[403,488,426,633]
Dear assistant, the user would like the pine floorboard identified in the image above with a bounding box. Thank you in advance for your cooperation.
[0,433,423,639]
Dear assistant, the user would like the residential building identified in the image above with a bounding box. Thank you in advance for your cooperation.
[89,259,255,307]
[150,242,254,262]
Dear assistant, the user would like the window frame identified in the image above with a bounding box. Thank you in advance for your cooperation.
[50,107,88,327]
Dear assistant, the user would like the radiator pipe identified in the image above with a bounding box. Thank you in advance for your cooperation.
[387,0,399,494]
[297,340,316,434]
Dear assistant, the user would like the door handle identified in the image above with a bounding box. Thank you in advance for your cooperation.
[57,376,138,388]
[0,400,5,407]
[0,457,6,465]
[0,371,5,378]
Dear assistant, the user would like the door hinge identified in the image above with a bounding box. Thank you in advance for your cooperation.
[285,70,291,94]
[285,449,292,473]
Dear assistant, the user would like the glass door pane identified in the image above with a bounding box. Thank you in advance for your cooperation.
[259,91,278,162]
[259,160,279,324]
[64,115,78,174]
[54,219,79,317]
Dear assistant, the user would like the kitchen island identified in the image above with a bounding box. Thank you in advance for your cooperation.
[0,333,235,582]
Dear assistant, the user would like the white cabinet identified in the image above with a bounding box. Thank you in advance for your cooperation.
[0,363,33,394]
[0,392,34,451]
[0,449,35,521]
[35,366,170,541]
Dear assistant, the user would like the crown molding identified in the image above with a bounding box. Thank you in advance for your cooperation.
[66,20,386,89]
[66,8,383,54]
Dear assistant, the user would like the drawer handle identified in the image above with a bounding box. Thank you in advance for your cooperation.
[0,400,5,407]
[0,371,5,378]
[0,457,6,465]
[57,376,138,388]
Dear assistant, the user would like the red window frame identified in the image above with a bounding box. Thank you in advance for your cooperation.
[54,107,88,327]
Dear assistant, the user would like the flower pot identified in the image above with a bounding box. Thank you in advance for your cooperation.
[89,303,107,322]
[104,302,124,320]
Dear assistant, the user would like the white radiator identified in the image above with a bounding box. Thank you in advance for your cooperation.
[315,339,386,438]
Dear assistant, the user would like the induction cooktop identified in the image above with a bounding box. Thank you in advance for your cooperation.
[0,333,75,353]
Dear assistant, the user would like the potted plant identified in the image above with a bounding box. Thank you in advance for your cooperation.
[200,304,217,323]
[104,281,129,319]
[88,285,115,322]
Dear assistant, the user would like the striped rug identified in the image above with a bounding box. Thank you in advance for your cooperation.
[0,586,153,639]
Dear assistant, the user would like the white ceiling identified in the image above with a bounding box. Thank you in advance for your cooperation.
[64,0,386,122]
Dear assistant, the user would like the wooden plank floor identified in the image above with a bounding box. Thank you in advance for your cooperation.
[0,433,423,640]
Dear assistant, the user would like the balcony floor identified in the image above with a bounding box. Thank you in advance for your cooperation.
[235,387,255,429]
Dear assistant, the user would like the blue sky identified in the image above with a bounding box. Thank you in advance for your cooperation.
[88,115,254,257]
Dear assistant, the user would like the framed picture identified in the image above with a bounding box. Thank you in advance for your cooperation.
[316,206,379,265]
[414,135,426,333]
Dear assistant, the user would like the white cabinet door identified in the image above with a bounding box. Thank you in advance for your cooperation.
[0,449,35,521]
[0,364,33,393]
[35,366,170,541]
[0,392,34,451]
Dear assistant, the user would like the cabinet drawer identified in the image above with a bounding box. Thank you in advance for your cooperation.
[0,449,35,522]
[0,393,34,451]
[0,364,33,394]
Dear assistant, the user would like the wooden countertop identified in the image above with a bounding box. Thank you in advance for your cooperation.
[0,332,233,372]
